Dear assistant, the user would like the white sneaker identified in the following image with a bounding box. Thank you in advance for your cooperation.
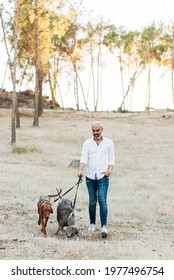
[101,225,108,237]
[88,224,95,232]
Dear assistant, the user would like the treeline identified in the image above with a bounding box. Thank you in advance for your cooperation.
[0,0,174,143]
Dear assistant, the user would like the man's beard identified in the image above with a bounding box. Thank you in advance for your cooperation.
[94,134,101,139]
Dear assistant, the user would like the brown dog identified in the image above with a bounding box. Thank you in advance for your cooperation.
[37,190,61,236]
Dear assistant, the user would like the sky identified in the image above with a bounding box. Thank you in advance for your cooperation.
[1,0,174,111]
[83,0,173,29]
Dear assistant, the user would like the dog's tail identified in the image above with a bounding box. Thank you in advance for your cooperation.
[48,188,62,198]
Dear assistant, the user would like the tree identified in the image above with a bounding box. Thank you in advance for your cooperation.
[160,23,174,104]
[68,23,89,111]
[11,0,18,144]
[83,18,108,111]
[104,25,143,111]
[0,2,20,131]
[140,23,166,113]
[33,0,39,126]
[2,1,174,112]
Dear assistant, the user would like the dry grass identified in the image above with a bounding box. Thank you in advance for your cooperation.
[0,108,174,260]
[12,144,41,154]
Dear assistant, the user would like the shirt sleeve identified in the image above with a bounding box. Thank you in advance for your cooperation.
[80,140,88,164]
[108,140,115,166]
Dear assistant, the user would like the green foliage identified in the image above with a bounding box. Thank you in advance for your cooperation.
[1,0,174,111]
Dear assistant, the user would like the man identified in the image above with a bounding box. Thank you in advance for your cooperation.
[78,121,115,237]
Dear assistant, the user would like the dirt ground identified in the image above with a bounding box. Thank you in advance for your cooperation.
[0,108,174,260]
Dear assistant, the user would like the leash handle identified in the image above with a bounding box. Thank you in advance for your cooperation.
[54,176,83,203]
[77,175,82,184]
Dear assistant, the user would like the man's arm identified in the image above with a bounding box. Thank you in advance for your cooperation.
[103,164,114,177]
[103,140,115,176]
[78,162,86,177]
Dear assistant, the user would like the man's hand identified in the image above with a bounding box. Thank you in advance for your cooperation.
[77,170,84,177]
[77,162,86,178]
[102,170,112,177]
[102,165,114,177]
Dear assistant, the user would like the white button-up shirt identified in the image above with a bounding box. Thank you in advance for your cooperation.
[80,136,115,180]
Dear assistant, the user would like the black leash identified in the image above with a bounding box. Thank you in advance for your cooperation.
[53,176,82,208]
[72,175,82,209]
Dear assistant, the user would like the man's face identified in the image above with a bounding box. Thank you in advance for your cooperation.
[92,125,103,140]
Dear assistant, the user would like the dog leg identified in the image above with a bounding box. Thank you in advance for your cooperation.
[43,217,48,235]
[38,216,41,225]
[55,226,67,237]
[61,228,68,237]
[40,217,46,235]
[58,226,69,238]
[45,217,48,228]
[42,225,46,235]
[38,208,41,225]
[55,224,61,235]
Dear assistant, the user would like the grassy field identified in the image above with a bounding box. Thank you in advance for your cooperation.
[0,108,174,259]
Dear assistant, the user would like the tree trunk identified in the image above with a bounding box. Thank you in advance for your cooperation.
[57,81,64,109]
[73,61,79,110]
[48,72,56,106]
[11,0,19,145]
[74,71,79,110]
[1,3,20,133]
[48,58,61,109]
[171,29,174,103]
[53,58,58,107]
[38,75,43,116]
[146,64,151,115]
[76,71,89,111]
[119,55,125,111]
[95,44,101,111]
[118,56,146,111]
[90,51,96,111]
[33,0,39,126]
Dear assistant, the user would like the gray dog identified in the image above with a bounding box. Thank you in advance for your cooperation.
[56,198,79,238]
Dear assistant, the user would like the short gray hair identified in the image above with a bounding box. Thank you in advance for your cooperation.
[91,121,103,128]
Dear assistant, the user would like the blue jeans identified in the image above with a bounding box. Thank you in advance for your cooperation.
[86,176,109,227]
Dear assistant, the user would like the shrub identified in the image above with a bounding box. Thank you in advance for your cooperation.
[12,144,41,154]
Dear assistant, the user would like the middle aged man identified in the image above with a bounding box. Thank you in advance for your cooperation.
[78,121,115,237]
